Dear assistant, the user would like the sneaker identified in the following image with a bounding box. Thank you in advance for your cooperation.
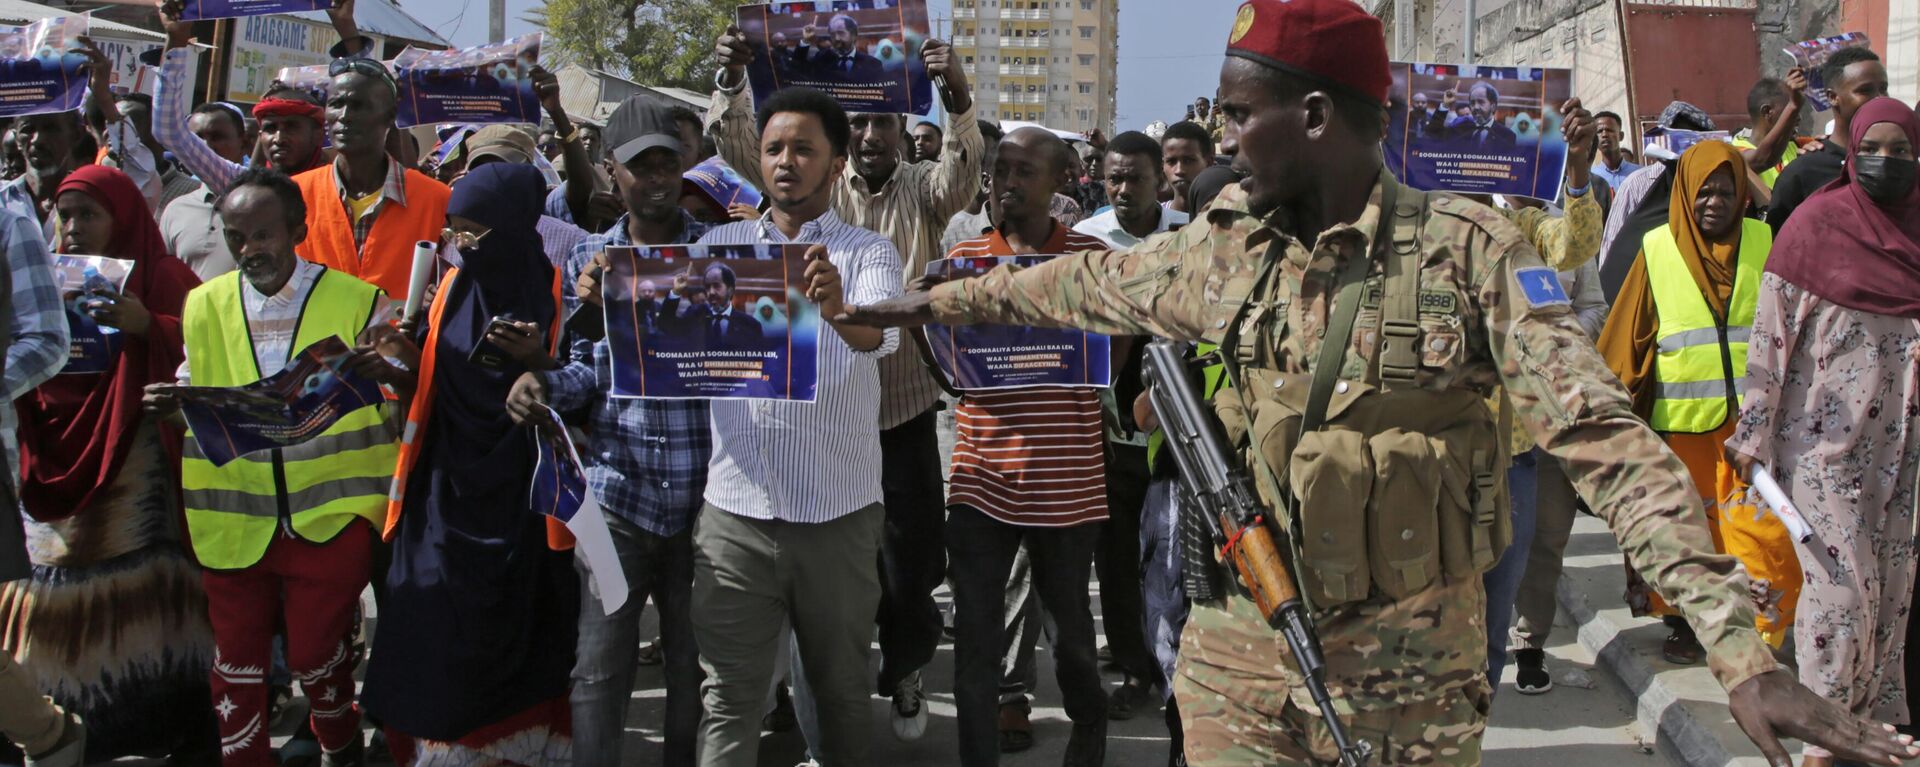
[23,714,83,767]
[890,670,928,741]
[1063,719,1107,767]
[1513,648,1552,695]
[997,699,1033,754]
[321,733,366,767]
[1106,678,1156,721]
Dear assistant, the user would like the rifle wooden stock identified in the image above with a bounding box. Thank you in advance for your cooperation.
[1220,512,1300,627]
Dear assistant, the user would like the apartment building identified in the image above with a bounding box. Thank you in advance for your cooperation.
[951,0,1119,135]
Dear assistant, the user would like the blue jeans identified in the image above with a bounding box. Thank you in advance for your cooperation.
[571,514,701,767]
[1483,448,1542,688]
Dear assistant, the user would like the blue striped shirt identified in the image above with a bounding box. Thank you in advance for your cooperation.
[546,212,712,537]
[697,211,902,524]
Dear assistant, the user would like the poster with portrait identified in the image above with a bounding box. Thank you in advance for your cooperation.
[0,16,88,119]
[392,33,542,128]
[737,0,935,116]
[603,243,819,401]
[172,336,388,467]
[527,403,628,614]
[923,256,1112,391]
[682,156,764,220]
[1385,62,1573,201]
[53,256,134,375]
[179,0,329,21]
[1785,32,1871,113]
[1643,128,1732,159]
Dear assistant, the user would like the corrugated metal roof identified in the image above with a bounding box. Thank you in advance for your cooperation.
[0,0,161,40]
[280,0,445,46]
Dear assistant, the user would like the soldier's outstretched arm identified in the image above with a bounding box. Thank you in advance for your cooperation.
[841,191,1265,339]
[1478,231,1918,767]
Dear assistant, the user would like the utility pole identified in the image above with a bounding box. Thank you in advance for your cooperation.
[490,0,505,42]
[1463,0,1475,64]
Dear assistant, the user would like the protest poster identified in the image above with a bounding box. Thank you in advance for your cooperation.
[737,0,935,116]
[603,243,819,402]
[682,156,764,220]
[179,0,329,21]
[88,35,163,95]
[1785,32,1872,113]
[923,256,1112,391]
[1644,128,1732,159]
[53,256,133,375]
[392,34,542,128]
[270,62,333,102]
[0,16,88,119]
[228,14,381,103]
[528,404,628,614]
[173,336,387,467]
[1385,62,1573,200]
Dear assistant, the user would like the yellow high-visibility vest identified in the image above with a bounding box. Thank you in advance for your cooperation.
[1642,220,1770,434]
[179,268,396,570]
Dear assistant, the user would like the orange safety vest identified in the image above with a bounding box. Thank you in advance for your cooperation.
[385,266,573,550]
[292,165,450,299]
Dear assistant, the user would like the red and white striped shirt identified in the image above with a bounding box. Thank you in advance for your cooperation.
[945,225,1111,528]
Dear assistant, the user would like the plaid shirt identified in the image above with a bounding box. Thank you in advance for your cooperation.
[333,155,409,254]
[0,206,69,485]
[545,212,712,537]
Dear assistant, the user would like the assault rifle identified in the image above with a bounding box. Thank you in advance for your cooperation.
[1141,340,1372,767]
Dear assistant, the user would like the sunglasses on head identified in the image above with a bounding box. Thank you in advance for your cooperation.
[328,57,397,91]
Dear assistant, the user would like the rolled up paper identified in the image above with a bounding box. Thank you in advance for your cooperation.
[1752,465,1814,543]
[404,240,437,321]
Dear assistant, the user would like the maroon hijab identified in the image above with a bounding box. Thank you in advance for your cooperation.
[16,166,199,521]
[1768,97,1920,319]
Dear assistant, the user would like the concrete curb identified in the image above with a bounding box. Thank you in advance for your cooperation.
[1554,575,1751,767]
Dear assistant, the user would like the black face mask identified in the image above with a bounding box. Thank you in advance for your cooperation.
[1854,154,1918,205]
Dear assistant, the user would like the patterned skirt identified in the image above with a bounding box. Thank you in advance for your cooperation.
[385,696,573,766]
[0,426,217,760]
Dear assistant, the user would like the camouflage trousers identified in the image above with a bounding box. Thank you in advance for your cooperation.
[1172,594,1492,765]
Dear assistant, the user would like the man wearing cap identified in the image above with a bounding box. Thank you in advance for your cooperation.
[461,124,588,269]
[711,24,984,739]
[501,94,710,767]
[290,57,451,300]
[838,1,1920,764]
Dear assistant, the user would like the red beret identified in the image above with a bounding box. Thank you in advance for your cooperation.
[1225,0,1391,107]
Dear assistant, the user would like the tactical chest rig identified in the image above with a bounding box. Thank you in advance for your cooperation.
[1194,182,1513,613]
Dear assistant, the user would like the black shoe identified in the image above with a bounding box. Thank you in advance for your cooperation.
[1513,648,1552,695]
[1064,720,1107,767]
[1106,678,1156,721]
[762,685,797,733]
[321,734,365,767]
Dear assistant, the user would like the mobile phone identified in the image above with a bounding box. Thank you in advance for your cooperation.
[468,314,520,370]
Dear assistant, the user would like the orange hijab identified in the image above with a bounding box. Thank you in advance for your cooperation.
[1666,140,1751,311]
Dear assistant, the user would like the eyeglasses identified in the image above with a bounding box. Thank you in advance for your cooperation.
[441,227,489,251]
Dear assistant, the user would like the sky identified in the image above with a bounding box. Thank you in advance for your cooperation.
[395,0,1235,132]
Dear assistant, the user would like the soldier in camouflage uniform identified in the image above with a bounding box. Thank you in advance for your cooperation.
[841,1,1920,765]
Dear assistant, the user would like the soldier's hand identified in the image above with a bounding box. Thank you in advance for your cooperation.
[716,25,753,84]
[1728,669,1918,766]
[835,290,936,328]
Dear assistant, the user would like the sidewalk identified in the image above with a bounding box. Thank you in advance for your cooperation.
[1552,513,1796,767]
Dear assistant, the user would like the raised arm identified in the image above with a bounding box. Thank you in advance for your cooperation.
[1743,68,1806,176]
[154,4,244,194]
[708,26,769,193]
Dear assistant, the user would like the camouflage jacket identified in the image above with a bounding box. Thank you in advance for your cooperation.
[929,170,1777,707]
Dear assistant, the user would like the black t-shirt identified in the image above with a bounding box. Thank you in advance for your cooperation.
[1765,138,1847,234]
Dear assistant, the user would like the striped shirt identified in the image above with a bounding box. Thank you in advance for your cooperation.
[945,225,1110,528]
[697,211,902,524]
[708,85,984,429]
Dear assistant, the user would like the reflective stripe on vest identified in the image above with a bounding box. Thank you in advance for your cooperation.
[1641,220,1770,434]
[179,268,398,570]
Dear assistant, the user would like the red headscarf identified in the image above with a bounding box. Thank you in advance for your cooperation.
[1768,97,1920,319]
[16,166,200,521]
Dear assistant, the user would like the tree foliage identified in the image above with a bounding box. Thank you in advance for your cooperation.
[528,0,735,90]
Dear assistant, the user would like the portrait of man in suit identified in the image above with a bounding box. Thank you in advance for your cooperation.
[1446,80,1519,151]
[795,14,884,82]
[695,262,765,350]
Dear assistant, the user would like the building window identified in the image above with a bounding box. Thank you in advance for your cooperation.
[1078,54,1093,66]
[1079,26,1093,38]
[1081,0,1093,9]
[1077,82,1091,94]
[965,56,974,65]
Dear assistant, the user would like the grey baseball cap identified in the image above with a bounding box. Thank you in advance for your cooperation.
[604,95,685,165]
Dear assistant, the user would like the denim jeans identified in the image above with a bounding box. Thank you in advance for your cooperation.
[1483,448,1542,687]
[571,513,701,767]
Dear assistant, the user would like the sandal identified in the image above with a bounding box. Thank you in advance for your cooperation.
[998,699,1034,753]
[1662,625,1703,666]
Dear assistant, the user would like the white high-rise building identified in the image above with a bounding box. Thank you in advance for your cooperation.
[952,0,1118,135]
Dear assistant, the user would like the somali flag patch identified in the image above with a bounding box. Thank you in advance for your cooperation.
[1515,267,1569,308]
